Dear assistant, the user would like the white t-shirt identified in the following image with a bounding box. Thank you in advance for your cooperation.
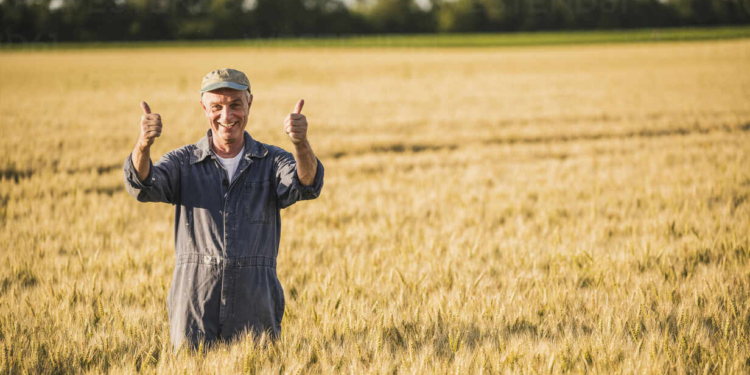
[215,146,244,183]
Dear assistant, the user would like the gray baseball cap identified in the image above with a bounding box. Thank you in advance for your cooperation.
[200,68,251,94]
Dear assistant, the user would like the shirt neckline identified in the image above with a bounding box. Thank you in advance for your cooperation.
[215,145,245,162]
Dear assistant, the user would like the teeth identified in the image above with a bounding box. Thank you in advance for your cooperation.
[219,122,235,128]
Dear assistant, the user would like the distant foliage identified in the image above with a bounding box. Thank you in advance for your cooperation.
[0,0,749,42]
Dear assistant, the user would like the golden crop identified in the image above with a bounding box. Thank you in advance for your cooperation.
[0,39,749,374]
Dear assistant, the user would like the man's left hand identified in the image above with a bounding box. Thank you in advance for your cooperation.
[284,99,308,145]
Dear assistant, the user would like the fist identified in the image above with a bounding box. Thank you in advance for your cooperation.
[138,101,162,150]
[284,100,307,145]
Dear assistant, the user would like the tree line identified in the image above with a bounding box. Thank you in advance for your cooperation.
[2,0,749,43]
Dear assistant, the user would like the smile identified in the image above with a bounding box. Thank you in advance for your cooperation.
[218,122,236,128]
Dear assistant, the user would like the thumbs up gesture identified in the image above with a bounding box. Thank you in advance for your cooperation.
[284,99,307,145]
[137,101,162,151]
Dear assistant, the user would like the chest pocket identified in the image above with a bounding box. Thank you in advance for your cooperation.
[243,180,273,224]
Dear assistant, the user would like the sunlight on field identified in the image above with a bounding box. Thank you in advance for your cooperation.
[0,39,749,374]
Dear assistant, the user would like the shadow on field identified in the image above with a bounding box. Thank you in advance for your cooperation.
[378,315,573,360]
[328,121,750,159]
[0,166,33,183]
[0,162,122,184]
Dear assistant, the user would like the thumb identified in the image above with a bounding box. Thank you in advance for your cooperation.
[141,101,151,115]
[293,99,304,114]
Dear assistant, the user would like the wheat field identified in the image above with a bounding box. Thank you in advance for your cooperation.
[1,39,749,374]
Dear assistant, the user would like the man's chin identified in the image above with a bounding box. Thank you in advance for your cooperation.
[214,127,242,142]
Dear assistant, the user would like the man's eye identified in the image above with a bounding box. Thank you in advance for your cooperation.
[231,104,240,109]
[212,106,220,110]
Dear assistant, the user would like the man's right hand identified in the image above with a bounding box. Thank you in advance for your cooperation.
[132,101,161,182]
[138,101,162,151]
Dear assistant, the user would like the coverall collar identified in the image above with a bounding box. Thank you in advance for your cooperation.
[190,129,268,165]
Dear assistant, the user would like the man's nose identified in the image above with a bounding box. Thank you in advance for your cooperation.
[219,108,233,122]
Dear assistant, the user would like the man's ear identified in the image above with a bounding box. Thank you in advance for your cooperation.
[248,94,253,109]
[199,95,206,112]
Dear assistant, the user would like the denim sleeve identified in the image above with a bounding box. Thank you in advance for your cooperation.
[123,150,182,205]
[273,149,324,209]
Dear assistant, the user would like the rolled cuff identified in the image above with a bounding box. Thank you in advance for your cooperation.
[124,153,154,190]
[291,158,324,199]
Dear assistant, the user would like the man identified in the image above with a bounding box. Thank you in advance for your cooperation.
[123,68,324,351]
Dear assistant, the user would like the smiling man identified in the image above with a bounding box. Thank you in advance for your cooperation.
[123,68,324,351]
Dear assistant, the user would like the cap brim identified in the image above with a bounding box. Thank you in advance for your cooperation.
[200,81,249,93]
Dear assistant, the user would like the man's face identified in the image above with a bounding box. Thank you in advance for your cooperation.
[200,88,252,145]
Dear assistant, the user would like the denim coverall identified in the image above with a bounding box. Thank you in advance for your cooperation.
[123,129,324,350]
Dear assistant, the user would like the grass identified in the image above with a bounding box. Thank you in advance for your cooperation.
[2,25,750,51]
[0,37,749,373]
